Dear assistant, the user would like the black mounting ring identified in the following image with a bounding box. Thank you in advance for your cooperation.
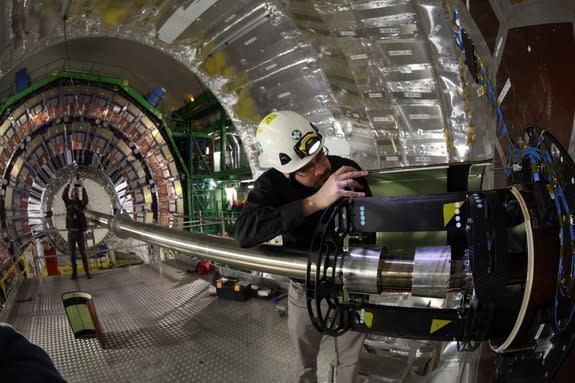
[306,199,354,336]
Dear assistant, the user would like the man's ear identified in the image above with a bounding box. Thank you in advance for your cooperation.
[283,172,290,180]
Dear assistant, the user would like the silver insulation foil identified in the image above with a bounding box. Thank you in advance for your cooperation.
[0,0,494,180]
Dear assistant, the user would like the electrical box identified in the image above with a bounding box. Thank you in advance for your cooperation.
[146,87,166,107]
[216,278,251,301]
[15,68,30,92]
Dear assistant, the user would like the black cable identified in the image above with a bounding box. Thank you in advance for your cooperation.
[61,13,79,105]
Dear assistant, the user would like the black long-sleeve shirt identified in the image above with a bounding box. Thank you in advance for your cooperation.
[62,184,89,231]
[234,155,371,249]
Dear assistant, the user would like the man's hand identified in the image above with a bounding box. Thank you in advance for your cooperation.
[302,166,368,216]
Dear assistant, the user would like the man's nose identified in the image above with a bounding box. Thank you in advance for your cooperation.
[312,160,328,175]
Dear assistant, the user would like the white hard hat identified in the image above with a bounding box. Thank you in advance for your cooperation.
[256,110,323,173]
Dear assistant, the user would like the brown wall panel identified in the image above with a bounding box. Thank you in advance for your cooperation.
[497,23,575,149]
[469,0,500,54]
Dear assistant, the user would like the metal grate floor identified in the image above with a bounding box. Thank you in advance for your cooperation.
[5,261,341,383]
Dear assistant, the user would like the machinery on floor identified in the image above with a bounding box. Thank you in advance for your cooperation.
[305,126,575,382]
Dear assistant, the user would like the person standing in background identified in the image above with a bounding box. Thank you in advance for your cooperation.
[62,176,91,280]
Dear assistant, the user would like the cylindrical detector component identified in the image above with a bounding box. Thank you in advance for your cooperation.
[379,255,414,292]
[342,247,415,293]
[343,245,470,297]
[342,247,383,294]
[412,246,451,298]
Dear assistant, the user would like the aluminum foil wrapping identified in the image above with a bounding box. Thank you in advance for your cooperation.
[0,0,488,177]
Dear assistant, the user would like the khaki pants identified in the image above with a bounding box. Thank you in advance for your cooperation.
[288,281,365,383]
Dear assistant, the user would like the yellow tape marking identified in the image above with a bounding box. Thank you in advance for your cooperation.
[430,319,452,334]
[356,310,374,328]
[443,201,463,226]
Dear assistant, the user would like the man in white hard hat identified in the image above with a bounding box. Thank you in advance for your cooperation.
[234,110,370,383]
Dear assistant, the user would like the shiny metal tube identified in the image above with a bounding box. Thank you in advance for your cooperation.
[379,257,414,291]
[342,247,382,294]
[86,210,309,280]
[227,133,242,168]
[376,248,471,296]
[412,246,451,298]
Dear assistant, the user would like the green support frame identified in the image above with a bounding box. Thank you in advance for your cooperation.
[167,90,252,227]
[1,71,253,231]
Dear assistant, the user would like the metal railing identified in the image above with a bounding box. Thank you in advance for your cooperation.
[166,214,237,236]
[0,254,29,302]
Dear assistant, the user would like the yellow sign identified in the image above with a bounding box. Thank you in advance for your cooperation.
[430,319,452,334]
[356,310,374,328]
[443,201,463,226]
[263,113,277,125]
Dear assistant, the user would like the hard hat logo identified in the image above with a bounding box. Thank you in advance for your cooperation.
[279,152,292,165]
[291,130,302,140]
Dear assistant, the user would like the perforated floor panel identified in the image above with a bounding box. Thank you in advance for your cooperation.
[6,261,343,383]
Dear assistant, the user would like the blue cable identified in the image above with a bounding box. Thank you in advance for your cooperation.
[446,6,575,331]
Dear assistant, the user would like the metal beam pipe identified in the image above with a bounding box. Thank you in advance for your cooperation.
[86,210,309,279]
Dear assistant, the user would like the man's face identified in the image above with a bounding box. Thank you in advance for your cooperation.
[71,188,79,200]
[291,149,332,189]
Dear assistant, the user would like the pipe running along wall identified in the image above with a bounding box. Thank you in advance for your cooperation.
[85,210,309,279]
